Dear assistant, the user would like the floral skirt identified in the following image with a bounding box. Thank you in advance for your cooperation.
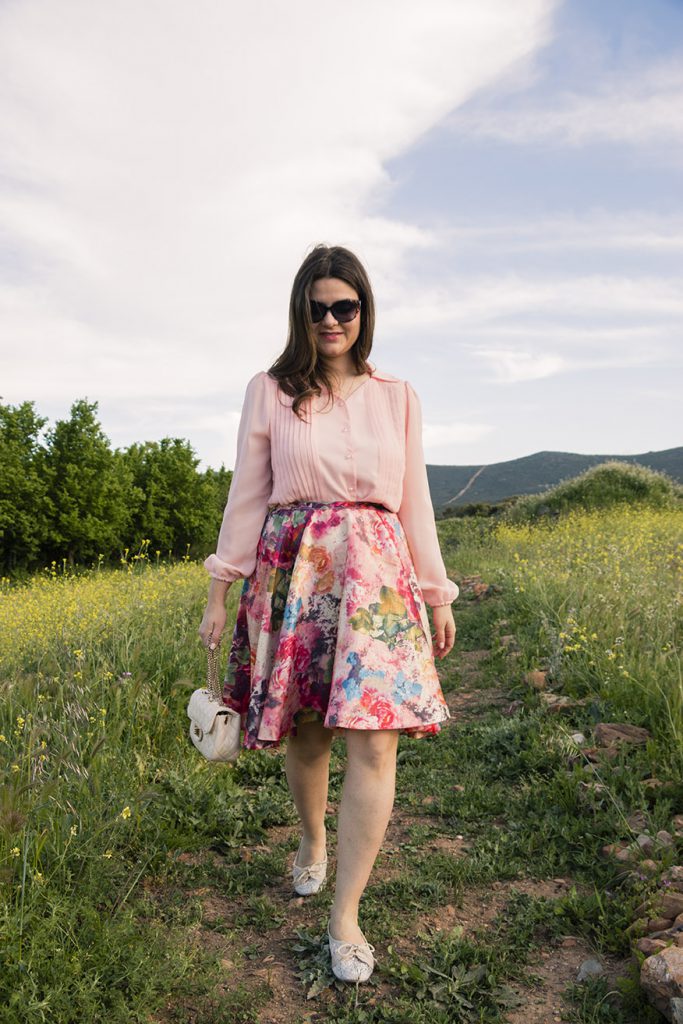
[223,499,450,750]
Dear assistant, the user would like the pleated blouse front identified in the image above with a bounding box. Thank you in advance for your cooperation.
[203,364,459,608]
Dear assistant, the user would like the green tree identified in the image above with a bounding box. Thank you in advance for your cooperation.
[43,400,139,567]
[123,438,220,557]
[0,401,51,573]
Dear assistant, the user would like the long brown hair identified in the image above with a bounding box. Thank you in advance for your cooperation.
[268,245,376,419]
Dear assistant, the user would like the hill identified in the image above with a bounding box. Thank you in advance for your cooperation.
[427,446,683,509]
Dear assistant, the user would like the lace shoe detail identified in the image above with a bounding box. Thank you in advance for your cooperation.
[327,926,375,983]
[292,841,327,896]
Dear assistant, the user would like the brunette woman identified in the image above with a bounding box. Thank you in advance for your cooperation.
[199,244,457,983]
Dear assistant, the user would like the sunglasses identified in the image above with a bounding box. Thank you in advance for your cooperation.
[309,299,361,324]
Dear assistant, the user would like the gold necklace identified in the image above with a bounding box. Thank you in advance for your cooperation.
[331,373,368,401]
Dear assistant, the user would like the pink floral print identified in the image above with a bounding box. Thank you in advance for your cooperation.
[223,500,450,750]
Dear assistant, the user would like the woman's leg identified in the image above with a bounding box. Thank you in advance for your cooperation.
[329,729,399,945]
[285,719,335,863]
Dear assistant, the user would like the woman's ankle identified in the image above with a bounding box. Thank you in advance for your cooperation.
[297,827,327,863]
[329,904,360,933]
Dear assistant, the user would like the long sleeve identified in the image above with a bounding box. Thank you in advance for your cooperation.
[203,371,272,583]
[397,382,459,608]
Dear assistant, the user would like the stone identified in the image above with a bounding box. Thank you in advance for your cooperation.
[638,937,669,955]
[570,732,586,745]
[636,834,656,855]
[642,860,659,875]
[561,936,578,948]
[672,997,683,1024]
[665,868,683,884]
[594,722,650,746]
[658,830,675,847]
[641,946,683,1018]
[576,958,605,982]
[524,669,548,690]
[584,745,619,761]
[658,894,683,920]
[647,917,675,935]
[615,846,637,864]
[672,816,683,834]
[628,811,650,831]
[539,693,580,712]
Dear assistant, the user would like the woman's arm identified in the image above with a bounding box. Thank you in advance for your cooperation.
[397,381,459,609]
[203,371,273,584]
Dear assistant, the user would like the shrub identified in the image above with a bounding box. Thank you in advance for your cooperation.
[504,460,683,523]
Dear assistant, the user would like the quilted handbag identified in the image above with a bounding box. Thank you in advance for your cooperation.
[187,639,241,761]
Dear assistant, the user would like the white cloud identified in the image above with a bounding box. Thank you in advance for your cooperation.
[442,214,683,253]
[422,420,495,454]
[476,349,567,383]
[382,274,683,332]
[0,0,557,426]
[449,57,683,147]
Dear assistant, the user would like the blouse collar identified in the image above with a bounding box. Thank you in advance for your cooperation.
[367,363,401,382]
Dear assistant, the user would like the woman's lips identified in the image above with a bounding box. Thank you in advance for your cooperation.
[320,332,341,341]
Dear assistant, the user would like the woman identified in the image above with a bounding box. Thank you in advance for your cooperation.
[198,244,457,984]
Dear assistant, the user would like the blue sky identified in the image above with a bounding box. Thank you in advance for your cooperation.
[1,0,681,470]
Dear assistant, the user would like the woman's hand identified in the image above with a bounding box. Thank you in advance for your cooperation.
[198,579,232,649]
[431,604,456,659]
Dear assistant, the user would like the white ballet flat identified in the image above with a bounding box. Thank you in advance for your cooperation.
[292,840,327,896]
[327,924,376,983]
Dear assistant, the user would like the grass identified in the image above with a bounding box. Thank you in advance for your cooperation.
[1,505,682,1021]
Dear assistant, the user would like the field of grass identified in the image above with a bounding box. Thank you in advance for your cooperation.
[1,507,681,1023]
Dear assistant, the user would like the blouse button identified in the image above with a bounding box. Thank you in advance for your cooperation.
[341,426,350,433]
[345,451,353,459]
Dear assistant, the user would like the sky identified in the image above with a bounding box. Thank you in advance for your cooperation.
[1,0,681,470]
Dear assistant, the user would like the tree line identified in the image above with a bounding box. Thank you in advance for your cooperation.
[0,399,231,577]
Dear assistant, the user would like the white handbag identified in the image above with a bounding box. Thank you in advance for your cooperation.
[187,640,241,762]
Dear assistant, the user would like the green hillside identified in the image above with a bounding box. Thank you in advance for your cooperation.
[427,446,683,509]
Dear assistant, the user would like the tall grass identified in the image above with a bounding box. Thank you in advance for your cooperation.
[441,506,683,763]
[1,505,681,1020]
[0,555,294,1023]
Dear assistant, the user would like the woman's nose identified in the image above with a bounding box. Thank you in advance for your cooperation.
[321,309,338,325]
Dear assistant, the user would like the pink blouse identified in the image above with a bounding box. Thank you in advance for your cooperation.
[203,364,459,608]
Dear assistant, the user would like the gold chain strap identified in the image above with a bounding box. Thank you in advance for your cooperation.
[206,634,224,703]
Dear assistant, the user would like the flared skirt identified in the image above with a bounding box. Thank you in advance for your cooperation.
[223,499,450,749]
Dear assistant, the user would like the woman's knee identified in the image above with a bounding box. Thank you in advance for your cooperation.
[345,729,399,773]
[287,720,334,762]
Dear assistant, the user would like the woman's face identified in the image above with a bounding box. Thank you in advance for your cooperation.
[309,277,361,368]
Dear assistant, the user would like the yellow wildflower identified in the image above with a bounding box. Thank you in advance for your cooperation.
[120,806,132,820]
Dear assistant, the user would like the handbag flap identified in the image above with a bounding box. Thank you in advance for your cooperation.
[187,688,232,734]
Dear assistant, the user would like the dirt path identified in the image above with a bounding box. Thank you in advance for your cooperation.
[447,465,487,506]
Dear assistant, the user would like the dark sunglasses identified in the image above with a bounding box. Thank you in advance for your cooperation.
[309,298,361,324]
